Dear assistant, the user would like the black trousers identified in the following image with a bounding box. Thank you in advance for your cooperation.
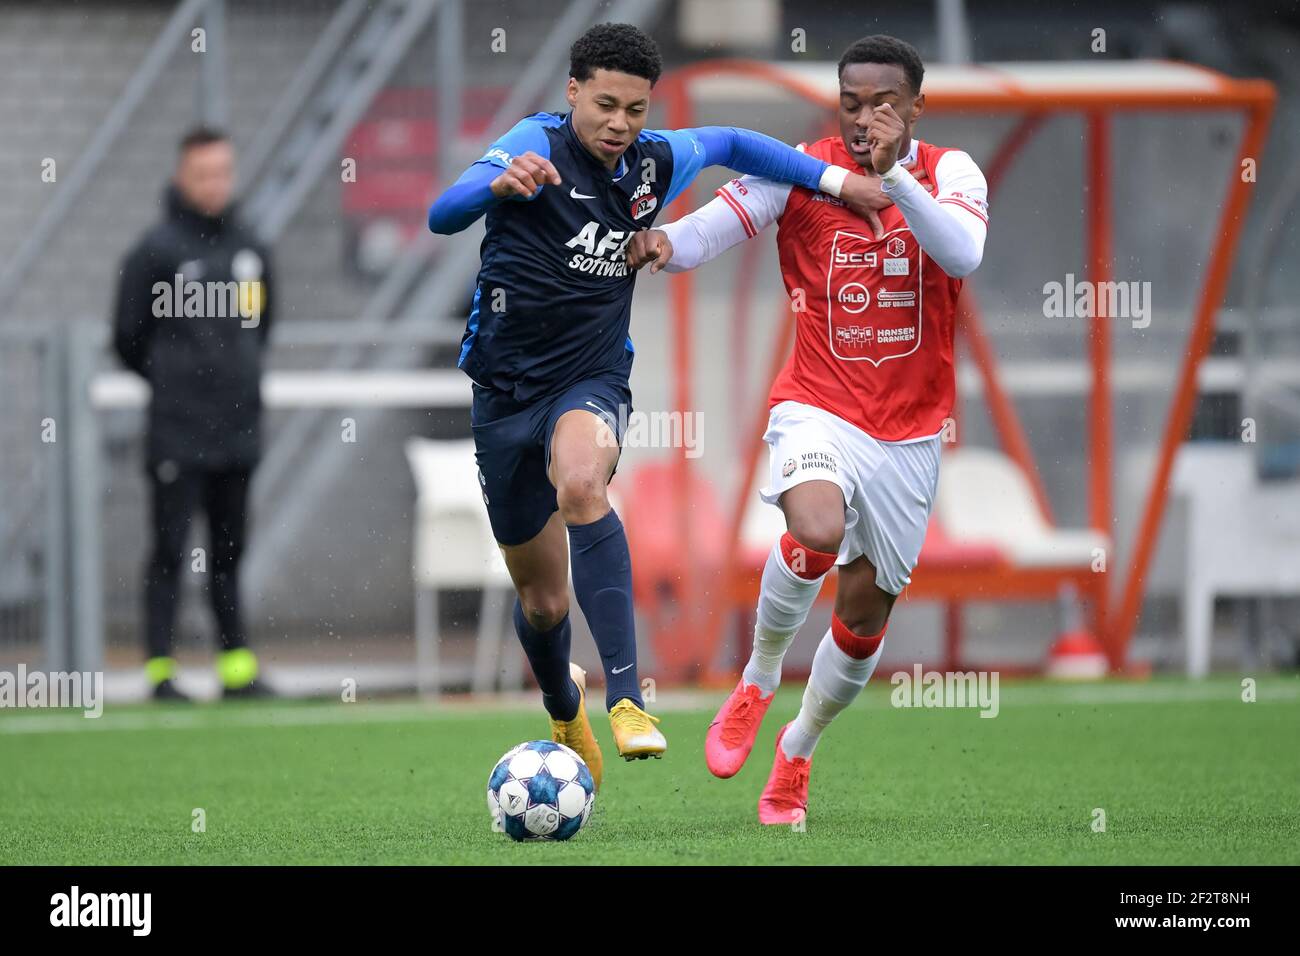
[145,463,252,660]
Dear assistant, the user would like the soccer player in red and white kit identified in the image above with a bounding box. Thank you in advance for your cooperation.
[628,36,988,823]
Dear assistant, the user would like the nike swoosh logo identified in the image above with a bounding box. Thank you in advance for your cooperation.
[611,664,634,675]
[570,187,596,199]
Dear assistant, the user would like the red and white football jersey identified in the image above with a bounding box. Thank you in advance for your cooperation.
[714,136,988,442]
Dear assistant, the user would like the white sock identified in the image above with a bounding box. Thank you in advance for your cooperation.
[742,539,830,695]
[781,628,884,760]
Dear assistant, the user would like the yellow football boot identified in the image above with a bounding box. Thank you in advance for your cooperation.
[549,663,604,790]
[609,698,667,760]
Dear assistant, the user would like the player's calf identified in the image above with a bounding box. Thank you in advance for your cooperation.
[707,527,838,779]
[781,610,889,763]
[742,529,839,697]
[549,402,648,715]
[740,478,846,696]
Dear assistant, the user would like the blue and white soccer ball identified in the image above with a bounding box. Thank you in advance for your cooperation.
[487,740,595,841]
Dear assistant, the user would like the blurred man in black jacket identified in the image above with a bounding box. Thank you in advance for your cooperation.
[113,127,275,701]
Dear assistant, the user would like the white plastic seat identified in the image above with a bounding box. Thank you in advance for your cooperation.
[1170,444,1300,676]
[404,438,520,695]
[935,447,1108,568]
[741,459,786,557]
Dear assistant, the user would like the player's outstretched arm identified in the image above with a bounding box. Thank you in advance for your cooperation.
[656,128,891,234]
[656,126,847,205]
[427,151,561,235]
[428,114,561,235]
[691,127,847,194]
[629,174,786,273]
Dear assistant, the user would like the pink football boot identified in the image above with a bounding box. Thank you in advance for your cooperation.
[757,724,812,825]
[705,680,774,778]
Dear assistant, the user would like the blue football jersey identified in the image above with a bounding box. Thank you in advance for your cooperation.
[457,112,708,404]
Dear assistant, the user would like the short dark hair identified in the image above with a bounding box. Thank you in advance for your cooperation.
[178,126,229,153]
[569,22,662,86]
[838,35,925,94]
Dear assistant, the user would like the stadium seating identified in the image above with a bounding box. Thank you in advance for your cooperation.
[1171,443,1300,676]
[405,437,520,694]
[633,446,1111,674]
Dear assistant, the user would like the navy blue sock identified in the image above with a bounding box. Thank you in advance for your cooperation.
[567,509,642,710]
[513,601,580,721]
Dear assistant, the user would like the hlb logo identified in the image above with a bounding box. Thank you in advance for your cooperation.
[836,283,870,314]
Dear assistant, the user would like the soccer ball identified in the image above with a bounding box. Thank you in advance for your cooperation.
[487,740,595,841]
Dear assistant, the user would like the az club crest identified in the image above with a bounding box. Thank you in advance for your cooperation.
[630,181,658,220]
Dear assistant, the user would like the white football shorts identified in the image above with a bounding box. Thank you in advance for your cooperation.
[759,400,941,595]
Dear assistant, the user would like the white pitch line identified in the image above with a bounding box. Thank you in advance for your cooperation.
[0,681,1294,736]
[988,680,1300,708]
[0,690,720,736]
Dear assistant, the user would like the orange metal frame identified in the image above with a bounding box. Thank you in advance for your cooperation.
[649,59,1275,677]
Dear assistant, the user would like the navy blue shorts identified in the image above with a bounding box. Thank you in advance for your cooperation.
[471,372,632,547]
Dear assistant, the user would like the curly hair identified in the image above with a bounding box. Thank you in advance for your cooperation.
[569,22,663,85]
[838,35,925,94]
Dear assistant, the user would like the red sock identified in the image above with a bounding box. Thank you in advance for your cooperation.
[779,532,838,581]
[831,613,887,660]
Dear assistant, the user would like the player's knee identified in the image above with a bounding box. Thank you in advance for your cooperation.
[518,594,569,633]
[836,589,895,638]
[555,471,608,525]
[831,610,888,659]
[776,530,839,581]
[783,516,844,560]
[839,608,889,639]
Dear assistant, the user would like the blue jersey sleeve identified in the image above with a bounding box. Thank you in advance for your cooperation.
[427,164,498,235]
[477,112,554,170]
[652,126,829,206]
[427,113,556,234]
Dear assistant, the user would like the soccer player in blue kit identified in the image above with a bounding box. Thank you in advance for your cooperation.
[428,23,877,787]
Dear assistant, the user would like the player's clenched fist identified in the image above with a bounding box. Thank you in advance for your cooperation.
[626,229,674,273]
[866,103,906,174]
[490,151,562,199]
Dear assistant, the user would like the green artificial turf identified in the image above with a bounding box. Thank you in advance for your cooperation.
[2,678,1296,865]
